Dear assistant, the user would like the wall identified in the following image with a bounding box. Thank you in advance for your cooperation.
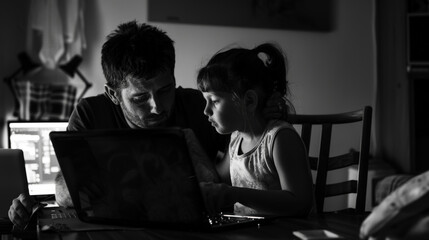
[83,0,375,113]
[0,0,375,211]
[0,1,29,148]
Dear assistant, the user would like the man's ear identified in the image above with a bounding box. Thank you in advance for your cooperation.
[244,90,259,113]
[104,84,120,105]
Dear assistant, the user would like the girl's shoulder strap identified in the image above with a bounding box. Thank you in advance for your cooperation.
[266,120,294,136]
[265,120,297,157]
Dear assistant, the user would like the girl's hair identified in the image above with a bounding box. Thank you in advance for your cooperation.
[197,43,292,113]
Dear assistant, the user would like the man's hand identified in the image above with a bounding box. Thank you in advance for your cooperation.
[263,91,288,120]
[9,193,36,229]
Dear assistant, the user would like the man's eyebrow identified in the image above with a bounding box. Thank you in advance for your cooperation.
[130,92,149,98]
[130,88,150,97]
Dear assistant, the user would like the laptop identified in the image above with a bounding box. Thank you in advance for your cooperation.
[7,121,68,202]
[48,128,270,231]
[0,149,29,219]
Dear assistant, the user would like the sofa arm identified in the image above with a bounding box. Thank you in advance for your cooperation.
[373,174,414,205]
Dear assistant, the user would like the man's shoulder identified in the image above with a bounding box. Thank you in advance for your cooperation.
[175,86,204,107]
[175,86,202,98]
[79,93,110,105]
[69,93,126,130]
[76,93,115,111]
[174,86,205,111]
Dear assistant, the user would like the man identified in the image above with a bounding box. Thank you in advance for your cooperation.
[9,20,286,229]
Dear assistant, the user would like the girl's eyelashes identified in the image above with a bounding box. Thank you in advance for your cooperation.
[204,98,220,110]
[203,92,227,106]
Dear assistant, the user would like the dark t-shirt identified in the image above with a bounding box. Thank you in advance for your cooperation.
[67,87,229,162]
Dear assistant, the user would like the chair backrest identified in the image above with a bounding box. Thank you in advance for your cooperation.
[288,106,372,214]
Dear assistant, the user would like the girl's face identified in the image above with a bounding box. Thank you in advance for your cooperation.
[202,91,243,134]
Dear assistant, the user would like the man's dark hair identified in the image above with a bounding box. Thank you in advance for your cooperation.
[101,20,175,90]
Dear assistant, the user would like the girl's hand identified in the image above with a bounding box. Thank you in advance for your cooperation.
[263,91,287,120]
[199,182,236,214]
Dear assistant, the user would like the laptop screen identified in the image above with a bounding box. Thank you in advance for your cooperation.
[50,128,210,228]
[7,121,68,197]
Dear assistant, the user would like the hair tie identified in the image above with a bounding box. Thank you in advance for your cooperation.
[257,52,271,67]
[256,50,278,93]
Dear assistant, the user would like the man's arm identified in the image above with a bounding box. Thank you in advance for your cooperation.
[263,91,290,120]
[53,98,93,207]
[7,98,93,226]
[54,172,74,207]
[215,150,231,185]
[183,128,220,183]
[67,97,94,131]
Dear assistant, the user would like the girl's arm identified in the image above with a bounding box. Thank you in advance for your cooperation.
[230,128,314,216]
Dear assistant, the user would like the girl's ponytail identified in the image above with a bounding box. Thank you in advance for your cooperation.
[253,43,288,96]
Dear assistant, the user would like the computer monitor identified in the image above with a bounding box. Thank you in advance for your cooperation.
[7,121,68,198]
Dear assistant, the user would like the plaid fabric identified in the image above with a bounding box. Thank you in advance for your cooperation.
[12,79,77,120]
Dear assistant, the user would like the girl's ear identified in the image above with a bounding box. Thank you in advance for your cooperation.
[244,90,259,113]
[104,84,120,105]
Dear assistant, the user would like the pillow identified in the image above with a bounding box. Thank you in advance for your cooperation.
[360,170,429,239]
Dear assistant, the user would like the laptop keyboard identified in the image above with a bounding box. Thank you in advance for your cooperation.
[51,212,77,219]
[207,214,261,226]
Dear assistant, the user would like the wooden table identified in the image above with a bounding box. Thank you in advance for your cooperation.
[33,212,366,240]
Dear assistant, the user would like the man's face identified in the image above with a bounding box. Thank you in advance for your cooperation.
[115,72,176,128]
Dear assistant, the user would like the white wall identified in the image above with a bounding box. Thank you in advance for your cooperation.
[83,0,375,116]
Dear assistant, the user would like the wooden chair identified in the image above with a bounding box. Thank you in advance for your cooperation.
[288,106,372,214]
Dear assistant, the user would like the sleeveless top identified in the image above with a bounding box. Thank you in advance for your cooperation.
[229,120,296,215]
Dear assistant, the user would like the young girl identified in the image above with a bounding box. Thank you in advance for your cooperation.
[197,43,314,216]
